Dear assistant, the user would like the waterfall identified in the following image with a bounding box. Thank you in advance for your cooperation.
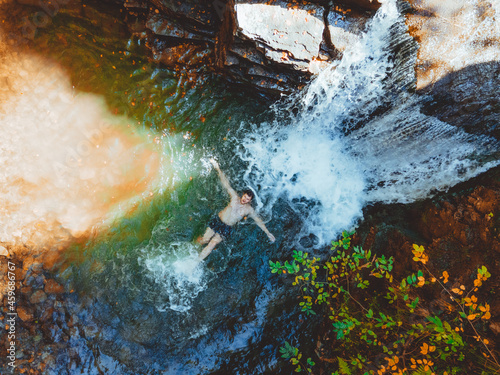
[239,0,499,245]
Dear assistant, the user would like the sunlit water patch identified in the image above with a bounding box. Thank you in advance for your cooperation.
[0,49,161,246]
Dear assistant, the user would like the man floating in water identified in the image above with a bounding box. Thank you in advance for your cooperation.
[197,158,276,261]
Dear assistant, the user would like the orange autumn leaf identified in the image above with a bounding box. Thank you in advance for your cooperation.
[442,271,449,283]
[420,343,429,355]
[479,303,489,312]
[417,276,425,286]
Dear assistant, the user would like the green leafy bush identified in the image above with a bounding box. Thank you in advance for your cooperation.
[270,232,498,374]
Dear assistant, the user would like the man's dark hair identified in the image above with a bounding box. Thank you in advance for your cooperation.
[241,189,255,200]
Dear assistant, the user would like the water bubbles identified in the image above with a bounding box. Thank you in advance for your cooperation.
[140,241,211,313]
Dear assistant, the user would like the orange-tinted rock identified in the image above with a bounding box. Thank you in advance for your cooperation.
[21,286,33,295]
[45,279,64,294]
[29,290,47,304]
[149,39,213,68]
[40,307,54,322]
[17,306,34,322]
[417,186,500,250]
[337,0,381,11]
[40,249,64,271]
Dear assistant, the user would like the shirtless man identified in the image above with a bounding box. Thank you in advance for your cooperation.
[196,158,276,261]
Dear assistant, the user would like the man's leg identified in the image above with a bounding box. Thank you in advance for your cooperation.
[197,234,223,261]
[197,227,215,245]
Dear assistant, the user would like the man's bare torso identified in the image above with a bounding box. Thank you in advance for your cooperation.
[218,195,254,226]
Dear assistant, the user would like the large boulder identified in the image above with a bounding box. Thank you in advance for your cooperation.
[406,0,500,139]
[405,0,500,91]
[326,5,369,53]
[235,2,325,70]
[120,0,379,96]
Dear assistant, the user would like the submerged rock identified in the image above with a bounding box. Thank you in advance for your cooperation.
[29,290,47,304]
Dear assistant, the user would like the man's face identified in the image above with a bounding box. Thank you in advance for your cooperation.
[240,194,252,205]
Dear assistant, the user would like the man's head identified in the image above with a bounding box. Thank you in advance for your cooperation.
[240,189,255,204]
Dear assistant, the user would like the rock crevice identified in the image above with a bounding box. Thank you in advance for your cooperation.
[116,0,379,96]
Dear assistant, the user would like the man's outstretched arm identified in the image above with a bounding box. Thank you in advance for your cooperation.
[210,158,238,199]
[249,211,276,243]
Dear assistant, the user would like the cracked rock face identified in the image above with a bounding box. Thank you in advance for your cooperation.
[119,0,380,95]
[327,8,368,52]
[235,3,324,70]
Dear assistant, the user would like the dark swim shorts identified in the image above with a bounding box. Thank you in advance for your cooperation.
[208,215,233,239]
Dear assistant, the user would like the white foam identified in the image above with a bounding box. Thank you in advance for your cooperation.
[240,0,498,244]
[139,241,209,312]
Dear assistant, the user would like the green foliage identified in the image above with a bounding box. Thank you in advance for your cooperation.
[338,357,352,375]
[270,231,499,374]
[279,341,315,373]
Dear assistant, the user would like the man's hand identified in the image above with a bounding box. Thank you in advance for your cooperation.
[267,233,276,243]
[209,158,220,171]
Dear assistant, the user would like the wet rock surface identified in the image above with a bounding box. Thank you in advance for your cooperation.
[114,0,379,96]
[0,248,84,373]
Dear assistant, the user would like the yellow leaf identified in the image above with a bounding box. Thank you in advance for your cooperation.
[429,345,436,352]
[482,311,491,320]
[451,288,460,293]
[468,314,477,320]
[484,339,489,345]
